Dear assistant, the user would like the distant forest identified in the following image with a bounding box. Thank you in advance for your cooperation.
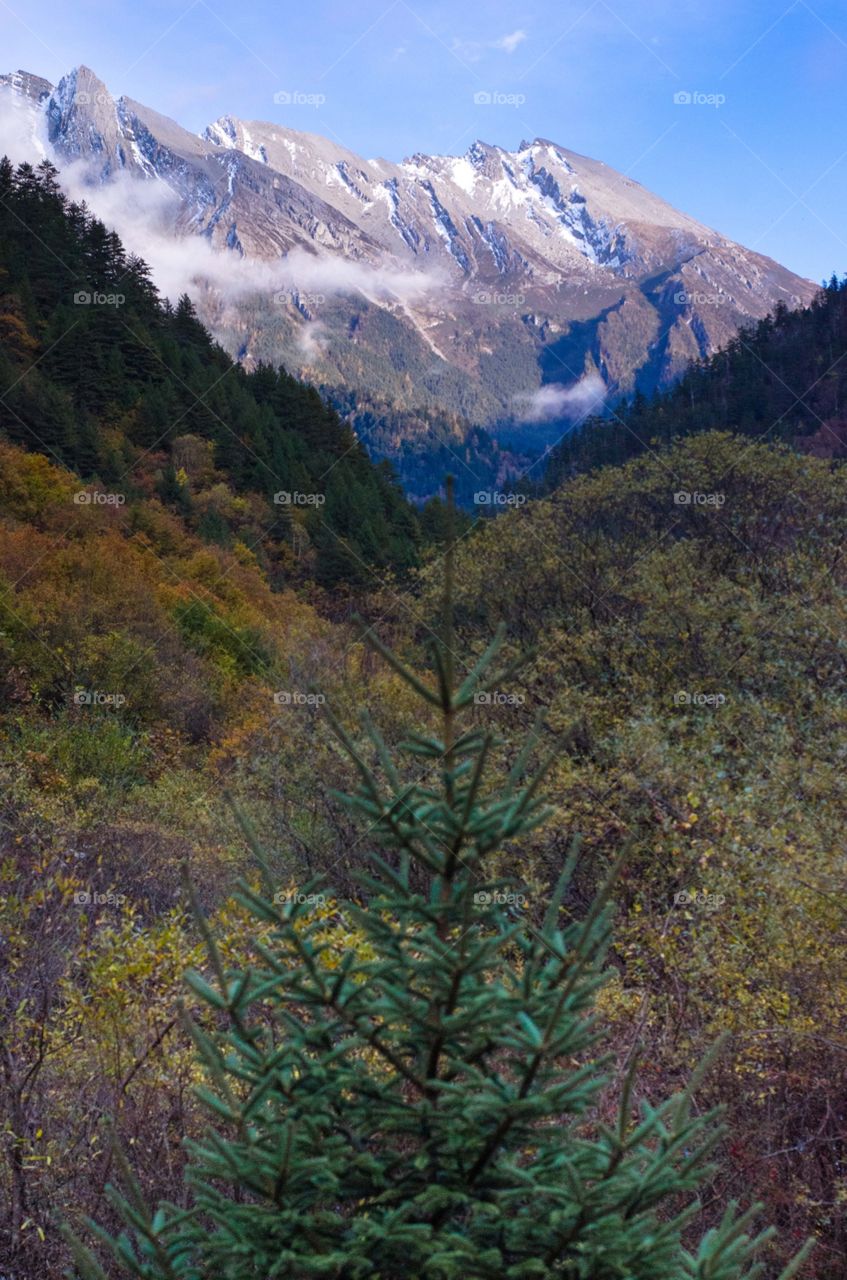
[543,277,847,487]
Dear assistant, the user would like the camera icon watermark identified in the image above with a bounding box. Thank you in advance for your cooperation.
[673,491,725,507]
[273,691,326,707]
[474,691,525,707]
[273,890,327,906]
[73,889,127,906]
[674,290,729,307]
[473,889,528,908]
[73,490,126,506]
[473,90,526,107]
[673,90,725,108]
[673,889,726,911]
[273,491,326,506]
[674,691,727,708]
[75,90,112,108]
[73,690,127,708]
[273,90,326,107]
[73,290,125,307]
[473,290,526,306]
[474,491,527,507]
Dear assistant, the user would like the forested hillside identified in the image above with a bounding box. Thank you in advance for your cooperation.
[0,157,423,588]
[325,386,519,506]
[544,278,847,485]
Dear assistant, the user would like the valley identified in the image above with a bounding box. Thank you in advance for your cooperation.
[0,65,818,496]
[0,24,844,1278]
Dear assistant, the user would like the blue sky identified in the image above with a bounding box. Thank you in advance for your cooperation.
[2,0,846,281]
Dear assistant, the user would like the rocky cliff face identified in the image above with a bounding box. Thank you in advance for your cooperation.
[0,65,818,458]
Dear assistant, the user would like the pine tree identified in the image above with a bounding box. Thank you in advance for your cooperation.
[68,482,810,1280]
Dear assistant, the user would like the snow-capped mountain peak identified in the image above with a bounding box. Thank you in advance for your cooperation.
[0,64,816,437]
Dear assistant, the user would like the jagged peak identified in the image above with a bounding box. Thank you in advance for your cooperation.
[50,65,116,117]
[204,114,241,146]
[513,137,572,165]
[467,139,498,155]
[57,65,110,91]
[0,69,55,102]
[3,68,53,86]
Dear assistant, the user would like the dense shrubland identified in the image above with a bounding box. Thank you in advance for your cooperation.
[3,432,844,1276]
[417,434,847,1272]
[67,537,815,1280]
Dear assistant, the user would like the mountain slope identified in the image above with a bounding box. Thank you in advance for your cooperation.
[0,156,423,585]
[0,65,817,471]
[542,273,847,485]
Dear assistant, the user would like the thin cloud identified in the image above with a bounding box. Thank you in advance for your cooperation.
[297,319,327,359]
[513,373,606,423]
[492,30,527,55]
[0,85,48,164]
[53,156,446,307]
[451,29,529,62]
[0,84,444,310]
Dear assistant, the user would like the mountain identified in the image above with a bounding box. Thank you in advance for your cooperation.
[0,65,818,478]
[541,273,847,486]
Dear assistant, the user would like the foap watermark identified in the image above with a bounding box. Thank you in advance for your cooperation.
[674,290,729,307]
[474,889,529,908]
[474,691,526,707]
[673,90,726,108]
[273,90,326,107]
[674,491,725,507]
[473,90,526,107]
[73,890,127,907]
[73,290,125,307]
[274,491,325,506]
[673,889,726,911]
[674,691,727,708]
[75,90,112,108]
[273,691,326,707]
[273,890,327,907]
[474,491,526,508]
[73,690,127,708]
[473,290,526,306]
[274,290,326,307]
[73,490,126,506]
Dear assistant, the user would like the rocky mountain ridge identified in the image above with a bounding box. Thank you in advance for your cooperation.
[0,65,817,470]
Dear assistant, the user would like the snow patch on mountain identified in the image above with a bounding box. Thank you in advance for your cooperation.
[448,155,477,196]
[0,62,817,438]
